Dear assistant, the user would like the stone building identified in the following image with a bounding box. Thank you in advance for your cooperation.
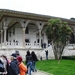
[0,9,75,59]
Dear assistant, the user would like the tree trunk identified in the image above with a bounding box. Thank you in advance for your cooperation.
[52,41,65,61]
[52,42,59,60]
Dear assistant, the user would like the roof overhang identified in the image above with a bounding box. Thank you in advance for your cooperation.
[0,9,75,25]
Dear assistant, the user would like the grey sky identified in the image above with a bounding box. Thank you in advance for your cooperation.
[0,0,75,19]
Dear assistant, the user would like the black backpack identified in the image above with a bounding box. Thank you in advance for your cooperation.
[0,60,5,72]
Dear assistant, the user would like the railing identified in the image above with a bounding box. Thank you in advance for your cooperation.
[34,43,40,46]
[26,43,31,46]
[7,42,20,46]
[25,43,40,48]
[0,42,40,48]
[1,43,75,49]
[6,42,22,48]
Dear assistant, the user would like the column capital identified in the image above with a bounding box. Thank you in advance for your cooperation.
[3,17,11,27]
[37,21,45,30]
[20,20,30,28]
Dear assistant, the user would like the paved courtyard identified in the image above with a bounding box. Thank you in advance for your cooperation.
[27,70,52,75]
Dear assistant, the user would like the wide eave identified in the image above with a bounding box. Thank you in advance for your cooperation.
[0,9,75,25]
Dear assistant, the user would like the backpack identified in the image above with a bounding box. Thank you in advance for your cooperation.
[0,60,5,72]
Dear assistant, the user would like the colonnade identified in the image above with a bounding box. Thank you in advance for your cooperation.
[0,18,46,48]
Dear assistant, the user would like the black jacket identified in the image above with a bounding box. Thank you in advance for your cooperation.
[7,59,19,75]
[26,55,32,64]
[32,54,38,62]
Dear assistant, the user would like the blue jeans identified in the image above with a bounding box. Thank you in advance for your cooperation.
[46,54,48,60]
[27,61,33,75]
[32,61,37,72]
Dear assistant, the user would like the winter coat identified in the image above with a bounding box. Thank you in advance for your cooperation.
[26,55,32,65]
[7,59,19,75]
[18,62,27,75]
[31,52,38,62]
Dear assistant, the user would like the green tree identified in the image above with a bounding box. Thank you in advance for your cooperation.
[45,18,72,62]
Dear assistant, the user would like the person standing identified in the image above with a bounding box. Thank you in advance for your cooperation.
[25,50,33,75]
[45,50,48,60]
[7,53,20,75]
[17,56,27,75]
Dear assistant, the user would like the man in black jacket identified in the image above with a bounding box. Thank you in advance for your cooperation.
[7,53,20,75]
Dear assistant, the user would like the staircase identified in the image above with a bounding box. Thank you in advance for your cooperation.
[39,46,55,60]
[40,44,75,60]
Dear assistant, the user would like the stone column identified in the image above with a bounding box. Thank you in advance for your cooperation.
[3,27,7,46]
[22,27,26,48]
[39,29,42,48]
[1,30,3,48]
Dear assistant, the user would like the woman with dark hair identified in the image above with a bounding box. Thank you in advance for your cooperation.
[31,51,38,72]
[25,51,33,75]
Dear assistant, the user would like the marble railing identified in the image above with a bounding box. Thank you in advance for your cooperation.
[0,42,40,48]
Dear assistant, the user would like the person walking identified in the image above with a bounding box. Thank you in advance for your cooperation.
[25,50,33,75]
[17,56,27,75]
[31,51,38,72]
[7,53,20,75]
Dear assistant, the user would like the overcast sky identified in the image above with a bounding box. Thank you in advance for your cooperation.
[0,0,75,19]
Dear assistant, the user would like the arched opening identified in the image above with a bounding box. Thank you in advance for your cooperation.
[69,32,75,44]
[7,21,22,46]
[25,22,39,47]
[69,26,75,44]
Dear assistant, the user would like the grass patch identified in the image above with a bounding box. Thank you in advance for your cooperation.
[36,60,75,75]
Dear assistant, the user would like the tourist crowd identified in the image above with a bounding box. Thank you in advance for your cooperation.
[0,51,38,75]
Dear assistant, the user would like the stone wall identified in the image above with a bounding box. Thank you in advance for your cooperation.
[0,48,42,60]
[0,45,75,60]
